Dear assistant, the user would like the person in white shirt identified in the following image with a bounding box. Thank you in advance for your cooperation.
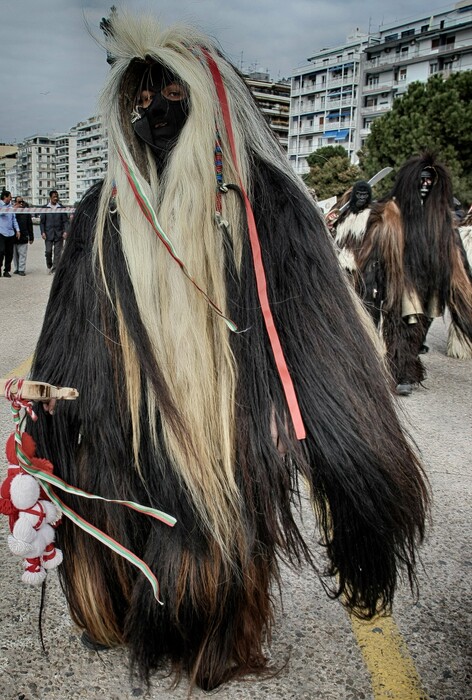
[0,190,20,277]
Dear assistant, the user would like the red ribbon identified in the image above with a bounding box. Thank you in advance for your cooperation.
[202,49,306,440]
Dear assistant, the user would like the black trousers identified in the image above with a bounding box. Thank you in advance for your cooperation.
[44,237,64,269]
[0,234,14,273]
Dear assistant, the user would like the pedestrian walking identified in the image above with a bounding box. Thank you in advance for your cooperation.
[0,190,20,278]
[13,196,34,276]
[39,190,68,273]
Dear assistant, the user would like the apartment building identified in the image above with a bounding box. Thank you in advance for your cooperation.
[245,72,291,150]
[289,1,472,175]
[0,144,18,193]
[11,117,107,207]
[357,2,472,153]
[55,131,78,205]
[16,136,56,205]
[75,116,108,201]
[288,32,368,174]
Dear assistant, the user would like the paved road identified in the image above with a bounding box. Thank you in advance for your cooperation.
[0,239,470,699]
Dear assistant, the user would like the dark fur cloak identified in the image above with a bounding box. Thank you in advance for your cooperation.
[352,153,472,384]
[28,157,429,690]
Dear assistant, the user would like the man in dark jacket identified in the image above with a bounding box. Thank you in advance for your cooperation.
[13,196,34,276]
[39,190,68,273]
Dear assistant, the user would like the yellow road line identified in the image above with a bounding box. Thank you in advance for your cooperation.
[2,356,33,380]
[350,613,428,699]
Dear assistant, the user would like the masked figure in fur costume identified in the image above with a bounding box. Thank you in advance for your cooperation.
[333,181,373,292]
[447,210,472,358]
[344,154,472,395]
[28,12,429,691]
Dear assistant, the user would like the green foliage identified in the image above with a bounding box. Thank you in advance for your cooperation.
[304,146,362,199]
[306,145,349,167]
[358,71,472,203]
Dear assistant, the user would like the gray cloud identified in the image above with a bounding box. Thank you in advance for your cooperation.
[1,0,452,142]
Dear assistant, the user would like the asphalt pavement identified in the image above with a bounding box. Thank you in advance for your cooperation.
[0,236,470,700]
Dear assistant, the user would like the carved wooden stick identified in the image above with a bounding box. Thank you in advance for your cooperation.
[1,379,79,402]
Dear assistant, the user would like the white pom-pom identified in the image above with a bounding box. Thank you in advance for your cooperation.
[22,566,47,585]
[42,547,63,570]
[10,473,40,509]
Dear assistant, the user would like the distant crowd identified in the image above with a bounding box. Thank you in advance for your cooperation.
[0,189,70,277]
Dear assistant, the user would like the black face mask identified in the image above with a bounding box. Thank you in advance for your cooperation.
[420,170,433,200]
[132,66,189,169]
[349,182,372,213]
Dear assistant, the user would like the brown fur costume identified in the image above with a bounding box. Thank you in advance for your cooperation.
[345,154,472,385]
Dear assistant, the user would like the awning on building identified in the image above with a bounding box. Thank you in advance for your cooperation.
[323,129,350,140]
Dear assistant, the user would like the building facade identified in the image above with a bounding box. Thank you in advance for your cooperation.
[289,32,369,174]
[75,115,108,201]
[357,2,472,153]
[0,144,18,194]
[244,72,291,150]
[55,131,78,205]
[289,2,472,175]
[12,117,108,206]
[15,136,57,205]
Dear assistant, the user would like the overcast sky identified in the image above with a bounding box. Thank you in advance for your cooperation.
[0,0,455,143]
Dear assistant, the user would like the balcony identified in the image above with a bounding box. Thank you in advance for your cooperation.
[327,76,357,89]
[363,80,394,93]
[360,104,391,115]
[308,53,361,70]
[324,119,354,130]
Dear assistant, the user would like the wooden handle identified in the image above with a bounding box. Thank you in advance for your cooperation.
[1,379,79,402]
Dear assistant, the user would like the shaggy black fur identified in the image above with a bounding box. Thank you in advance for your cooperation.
[28,162,429,690]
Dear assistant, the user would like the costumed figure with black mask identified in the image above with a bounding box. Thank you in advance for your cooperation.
[447,209,472,358]
[332,180,373,286]
[27,13,429,691]
[353,153,472,395]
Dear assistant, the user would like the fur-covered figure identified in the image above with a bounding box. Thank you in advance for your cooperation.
[28,12,429,691]
[345,153,472,394]
[447,212,472,358]
[333,180,373,277]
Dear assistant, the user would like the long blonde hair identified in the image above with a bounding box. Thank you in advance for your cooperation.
[94,12,314,558]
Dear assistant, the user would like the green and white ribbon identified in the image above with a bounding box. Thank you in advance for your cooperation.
[119,151,238,332]
[6,383,176,604]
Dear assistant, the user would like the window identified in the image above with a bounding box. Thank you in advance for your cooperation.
[430,62,439,74]
[367,75,379,87]
[401,29,415,38]
[399,68,407,81]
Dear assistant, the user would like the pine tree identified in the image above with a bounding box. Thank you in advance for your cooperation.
[359,72,472,204]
